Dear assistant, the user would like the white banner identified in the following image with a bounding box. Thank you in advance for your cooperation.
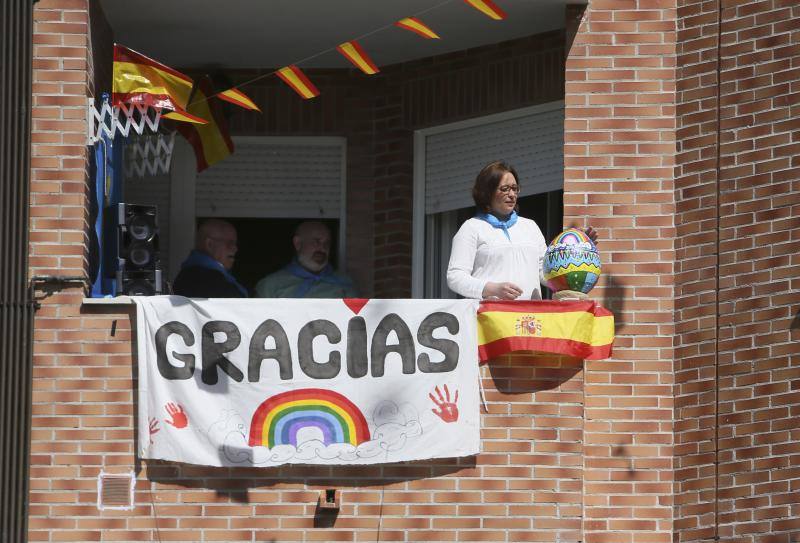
[134,297,480,467]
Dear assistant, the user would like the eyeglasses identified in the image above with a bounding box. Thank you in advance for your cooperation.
[497,185,520,194]
[209,237,238,248]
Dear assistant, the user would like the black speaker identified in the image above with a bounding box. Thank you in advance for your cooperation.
[118,270,163,296]
[114,203,163,295]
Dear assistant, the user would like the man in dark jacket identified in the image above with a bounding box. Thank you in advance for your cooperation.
[173,219,248,298]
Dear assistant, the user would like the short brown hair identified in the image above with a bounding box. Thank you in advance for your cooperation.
[471,161,520,212]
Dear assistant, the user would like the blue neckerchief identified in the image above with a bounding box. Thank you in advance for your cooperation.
[477,210,518,240]
[180,250,248,297]
[286,259,349,298]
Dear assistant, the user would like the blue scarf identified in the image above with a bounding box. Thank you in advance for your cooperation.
[286,259,349,298]
[180,250,248,297]
[477,210,518,240]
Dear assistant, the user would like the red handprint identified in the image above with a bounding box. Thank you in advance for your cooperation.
[430,384,459,423]
[148,417,160,443]
[164,402,188,429]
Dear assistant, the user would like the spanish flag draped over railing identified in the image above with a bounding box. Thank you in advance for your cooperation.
[477,300,614,362]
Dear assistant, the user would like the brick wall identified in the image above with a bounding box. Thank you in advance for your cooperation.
[564,2,678,542]
[30,0,94,282]
[27,0,800,541]
[674,0,800,541]
[674,0,721,540]
[715,1,800,541]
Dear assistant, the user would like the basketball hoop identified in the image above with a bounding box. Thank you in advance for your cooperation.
[86,96,162,145]
[124,131,175,178]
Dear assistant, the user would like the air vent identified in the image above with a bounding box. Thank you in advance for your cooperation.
[96,471,135,510]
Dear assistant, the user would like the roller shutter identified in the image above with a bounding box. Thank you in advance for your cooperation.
[424,103,564,215]
[195,137,345,218]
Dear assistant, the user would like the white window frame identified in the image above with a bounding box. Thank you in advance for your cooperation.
[169,136,347,280]
[411,101,564,298]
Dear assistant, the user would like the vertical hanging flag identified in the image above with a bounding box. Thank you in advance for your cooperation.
[276,65,320,99]
[336,40,380,75]
[162,110,208,124]
[173,76,234,172]
[463,0,506,20]
[112,44,195,113]
[395,17,440,39]
[217,87,261,112]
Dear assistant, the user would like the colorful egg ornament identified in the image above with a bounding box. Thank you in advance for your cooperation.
[542,228,602,294]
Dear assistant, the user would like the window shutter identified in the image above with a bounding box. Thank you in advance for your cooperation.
[195,138,345,218]
[424,105,564,215]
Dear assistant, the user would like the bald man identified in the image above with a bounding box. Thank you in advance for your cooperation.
[255,221,357,298]
[173,219,249,298]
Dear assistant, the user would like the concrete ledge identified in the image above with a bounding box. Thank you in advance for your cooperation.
[82,296,134,305]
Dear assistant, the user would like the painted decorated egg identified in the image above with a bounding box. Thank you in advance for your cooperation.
[542,228,602,294]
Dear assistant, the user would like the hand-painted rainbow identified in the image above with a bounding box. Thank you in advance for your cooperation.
[248,388,370,448]
[551,227,592,246]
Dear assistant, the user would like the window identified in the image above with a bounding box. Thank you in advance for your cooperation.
[412,102,565,298]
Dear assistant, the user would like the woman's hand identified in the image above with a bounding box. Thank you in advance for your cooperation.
[584,226,599,244]
[482,282,522,300]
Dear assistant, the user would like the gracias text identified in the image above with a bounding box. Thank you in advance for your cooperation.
[155,312,461,385]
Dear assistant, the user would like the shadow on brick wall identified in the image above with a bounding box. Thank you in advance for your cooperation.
[601,274,626,334]
[141,455,474,504]
[486,355,582,396]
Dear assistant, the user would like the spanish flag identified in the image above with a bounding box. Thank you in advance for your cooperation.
[477,300,614,362]
[336,40,380,75]
[217,87,261,112]
[395,17,440,39]
[173,76,234,172]
[162,110,208,124]
[112,44,194,113]
[276,65,320,99]
[463,0,507,20]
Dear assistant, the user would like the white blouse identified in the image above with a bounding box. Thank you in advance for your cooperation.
[446,216,548,300]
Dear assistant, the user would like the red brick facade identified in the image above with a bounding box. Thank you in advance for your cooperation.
[564,2,678,541]
[26,0,799,542]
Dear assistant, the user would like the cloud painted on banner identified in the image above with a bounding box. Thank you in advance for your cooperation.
[207,401,421,465]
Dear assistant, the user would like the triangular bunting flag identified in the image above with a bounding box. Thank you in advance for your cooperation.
[276,65,320,99]
[217,87,261,112]
[463,0,506,20]
[336,40,380,75]
[395,17,440,39]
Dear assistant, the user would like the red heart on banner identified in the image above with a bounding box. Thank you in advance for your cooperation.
[343,298,369,315]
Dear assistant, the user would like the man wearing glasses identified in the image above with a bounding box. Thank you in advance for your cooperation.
[173,219,249,298]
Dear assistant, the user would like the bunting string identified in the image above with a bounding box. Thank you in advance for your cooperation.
[188,0,497,107]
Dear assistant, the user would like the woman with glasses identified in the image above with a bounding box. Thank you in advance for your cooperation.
[446,161,549,300]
